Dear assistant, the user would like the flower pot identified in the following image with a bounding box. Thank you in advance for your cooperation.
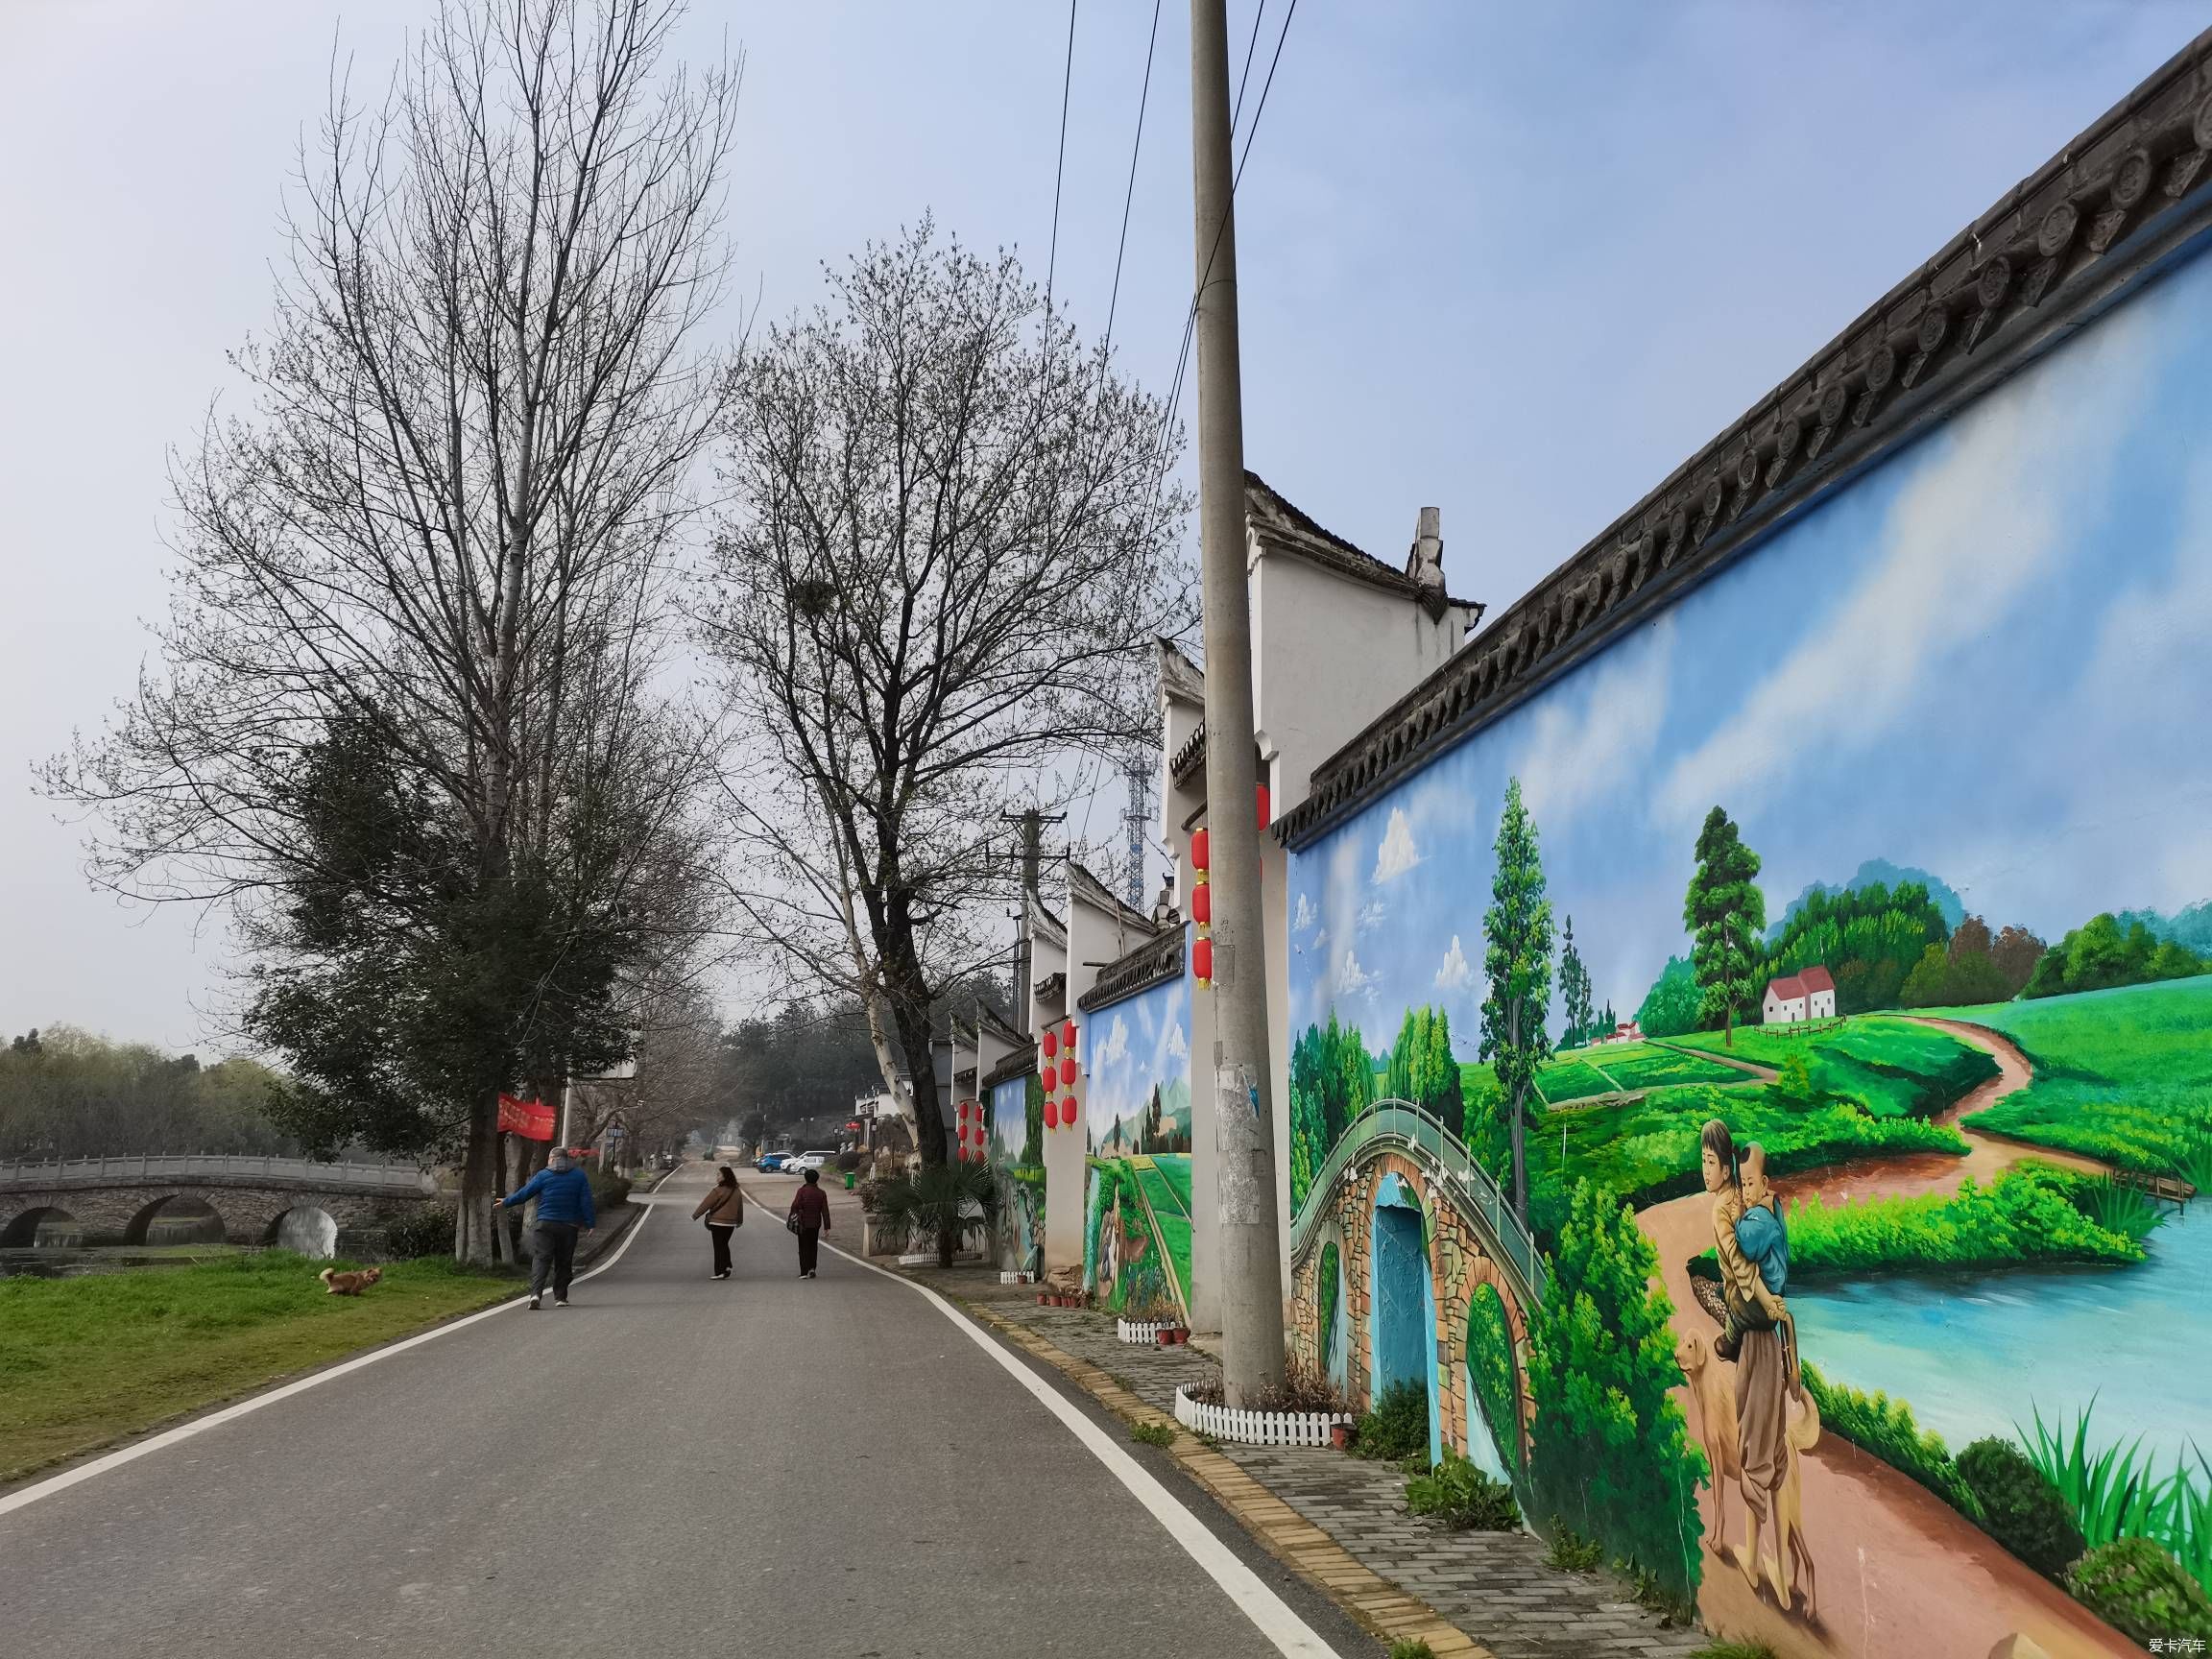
[1330,1423,1353,1451]
[1156,1330,1173,1346]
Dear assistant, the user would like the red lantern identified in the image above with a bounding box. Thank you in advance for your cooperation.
[1191,827,1210,872]
[1190,882,1212,925]
[1257,781,1270,829]
[1062,1020,1076,1051]
[1042,1028,1058,1059]
[1192,936,1214,983]
[1059,1056,1076,1088]
[1043,1097,1058,1130]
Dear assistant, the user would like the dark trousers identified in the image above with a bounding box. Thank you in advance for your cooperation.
[531,1221,579,1299]
[797,1227,821,1275]
[708,1223,734,1276]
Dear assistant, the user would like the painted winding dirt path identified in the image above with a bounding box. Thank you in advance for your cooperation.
[1635,1020,2135,1659]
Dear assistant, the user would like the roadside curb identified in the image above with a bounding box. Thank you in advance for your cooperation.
[956,1298,1495,1659]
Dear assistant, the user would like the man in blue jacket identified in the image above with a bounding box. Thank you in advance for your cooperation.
[500,1146,596,1310]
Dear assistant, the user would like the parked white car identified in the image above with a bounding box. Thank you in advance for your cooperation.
[784,1150,834,1174]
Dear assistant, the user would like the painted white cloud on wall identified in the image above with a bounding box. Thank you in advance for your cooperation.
[1435,934,1472,990]
[1513,619,1673,829]
[1166,1021,1188,1061]
[1292,893,1316,934]
[1358,900,1387,933]
[1657,300,2154,831]
[1334,950,1376,998]
[1373,807,1421,881]
[1095,1014,1129,1070]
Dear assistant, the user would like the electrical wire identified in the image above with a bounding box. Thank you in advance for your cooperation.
[1045,1,1078,323]
[1100,0,1165,361]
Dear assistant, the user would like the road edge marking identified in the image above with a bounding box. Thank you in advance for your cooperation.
[958,1302,1494,1659]
[0,1166,674,1518]
[811,1234,1343,1659]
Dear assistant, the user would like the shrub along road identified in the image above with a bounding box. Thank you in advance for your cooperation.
[0,1164,1365,1659]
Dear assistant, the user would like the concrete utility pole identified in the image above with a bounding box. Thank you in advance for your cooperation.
[1189,0,1286,1406]
[1001,807,1064,1035]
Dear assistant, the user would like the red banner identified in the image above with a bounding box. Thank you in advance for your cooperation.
[497,1094,556,1141]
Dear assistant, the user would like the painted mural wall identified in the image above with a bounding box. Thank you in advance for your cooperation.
[988,1070,1045,1274]
[1080,967,1196,1322]
[1285,241,2212,1656]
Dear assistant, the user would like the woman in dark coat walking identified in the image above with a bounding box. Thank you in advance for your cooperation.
[788,1166,831,1278]
[691,1166,745,1279]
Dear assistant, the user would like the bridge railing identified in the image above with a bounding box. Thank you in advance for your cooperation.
[0,1154,436,1193]
[1290,1098,1548,1307]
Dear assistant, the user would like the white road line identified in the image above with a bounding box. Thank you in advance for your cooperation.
[0,1169,674,1519]
[819,1235,1344,1659]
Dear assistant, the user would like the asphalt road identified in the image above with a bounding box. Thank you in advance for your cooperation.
[0,1165,1368,1658]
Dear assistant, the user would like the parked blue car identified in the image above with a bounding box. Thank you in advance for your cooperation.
[755,1151,790,1172]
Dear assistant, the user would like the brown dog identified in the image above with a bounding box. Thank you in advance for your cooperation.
[318,1266,382,1296]
[1676,1326,1820,1621]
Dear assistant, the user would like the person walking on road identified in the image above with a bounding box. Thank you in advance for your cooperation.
[788,1166,830,1279]
[691,1165,745,1279]
[499,1147,596,1310]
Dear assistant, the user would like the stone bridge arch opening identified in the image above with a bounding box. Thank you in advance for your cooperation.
[265,1204,339,1259]
[0,1205,83,1248]
[1369,1171,1441,1465]
[126,1193,228,1246]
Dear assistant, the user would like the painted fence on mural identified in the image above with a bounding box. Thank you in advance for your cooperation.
[1080,971,1196,1322]
[1283,219,2212,1656]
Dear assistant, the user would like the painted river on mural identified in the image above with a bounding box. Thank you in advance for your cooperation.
[1792,1199,2210,1469]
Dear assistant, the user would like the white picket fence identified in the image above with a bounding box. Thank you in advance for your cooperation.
[1172,1384,1352,1448]
[1117,1317,1171,1344]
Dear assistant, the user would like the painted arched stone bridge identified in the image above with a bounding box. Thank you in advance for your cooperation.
[0,1155,440,1256]
[1288,1100,1546,1476]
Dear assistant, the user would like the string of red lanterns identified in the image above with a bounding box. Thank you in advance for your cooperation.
[1040,1019,1080,1132]
[1190,783,1270,992]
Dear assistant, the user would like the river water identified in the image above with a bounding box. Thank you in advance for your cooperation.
[1791,1199,2210,1468]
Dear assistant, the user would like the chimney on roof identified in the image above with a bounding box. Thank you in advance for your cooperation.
[1407,506,1444,593]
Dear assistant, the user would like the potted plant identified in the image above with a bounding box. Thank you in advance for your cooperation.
[867,1160,998,1268]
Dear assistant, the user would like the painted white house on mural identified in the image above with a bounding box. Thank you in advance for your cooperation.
[1762,965,1837,1023]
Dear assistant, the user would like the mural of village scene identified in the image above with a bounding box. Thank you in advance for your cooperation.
[1284,247,2212,1657]
[1080,971,1196,1323]
[988,1069,1046,1276]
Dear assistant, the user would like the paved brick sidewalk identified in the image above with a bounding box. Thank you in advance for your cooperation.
[949,1286,1708,1659]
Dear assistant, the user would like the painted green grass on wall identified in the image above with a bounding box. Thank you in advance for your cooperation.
[1669,1017,1994,1118]
[1515,1083,1967,1240]
[1927,977,2212,1176]
[1784,1168,2147,1278]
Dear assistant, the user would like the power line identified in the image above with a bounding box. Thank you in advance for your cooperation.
[1150,0,1298,473]
[1045,1,1078,321]
[1100,0,1164,361]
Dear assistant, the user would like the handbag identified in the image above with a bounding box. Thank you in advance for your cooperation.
[785,1211,803,1235]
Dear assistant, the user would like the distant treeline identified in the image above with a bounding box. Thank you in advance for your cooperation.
[0,1027,292,1161]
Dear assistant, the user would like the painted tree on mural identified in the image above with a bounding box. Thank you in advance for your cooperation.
[1021,1071,1044,1166]
[1766,878,1947,1014]
[1479,779,1553,1223]
[1685,806,1766,1046]
[1287,1015,1376,1214]
[1384,1007,1463,1125]
[1559,917,1595,1048]
[1524,1179,1705,1602]
[1634,955,1700,1038]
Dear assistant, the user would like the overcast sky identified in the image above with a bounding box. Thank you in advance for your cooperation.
[1,0,2200,1053]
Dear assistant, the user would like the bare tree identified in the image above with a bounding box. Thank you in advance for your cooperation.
[705,223,1193,1166]
[42,0,739,1261]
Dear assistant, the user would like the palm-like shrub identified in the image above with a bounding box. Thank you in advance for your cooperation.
[870,1160,998,1267]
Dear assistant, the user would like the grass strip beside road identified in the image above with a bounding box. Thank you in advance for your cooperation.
[0,1251,521,1483]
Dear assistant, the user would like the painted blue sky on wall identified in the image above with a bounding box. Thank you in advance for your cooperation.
[1290,241,2212,1048]
[1084,968,1190,1146]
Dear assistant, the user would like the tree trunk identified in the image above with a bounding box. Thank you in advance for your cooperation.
[1509,1082,1529,1224]
[937,1222,955,1270]
[1724,1000,1736,1049]
[880,923,945,1167]
[455,1089,501,1263]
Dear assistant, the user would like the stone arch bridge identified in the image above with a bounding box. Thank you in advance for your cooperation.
[0,1155,440,1257]
[1288,1099,1547,1476]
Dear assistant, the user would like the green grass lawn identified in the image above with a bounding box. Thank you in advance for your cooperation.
[1668,1017,1995,1118]
[1146,1153,1194,1215]
[1924,975,2212,1178]
[1461,1042,1751,1111]
[0,1251,520,1483]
